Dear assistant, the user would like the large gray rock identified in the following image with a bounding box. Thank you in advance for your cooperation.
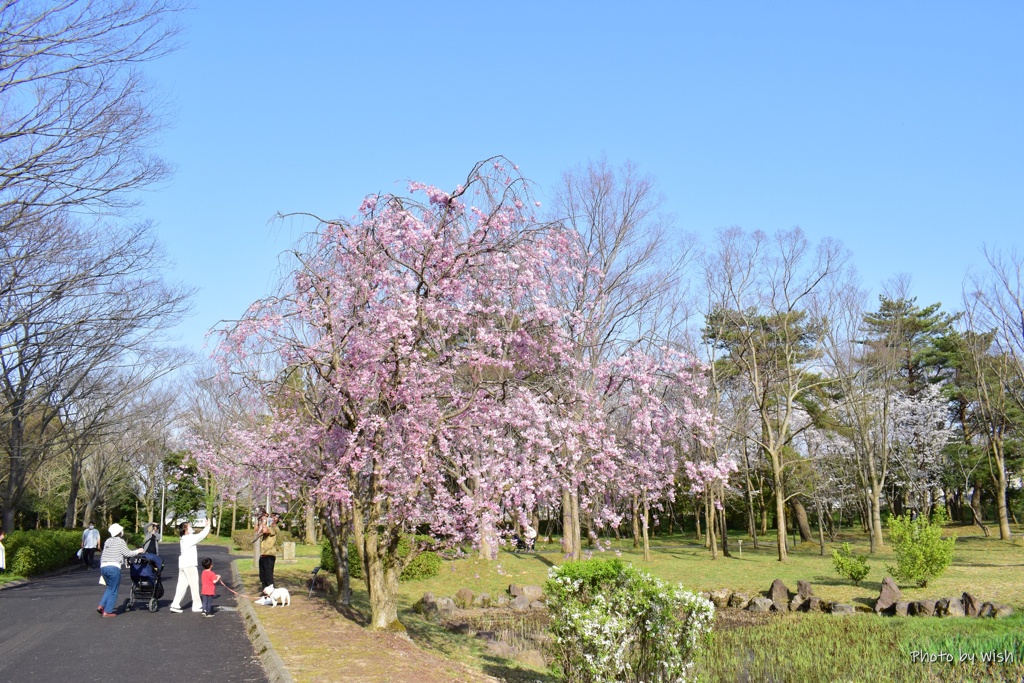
[807,596,824,613]
[911,600,936,617]
[418,593,440,620]
[529,600,545,611]
[729,592,752,609]
[831,603,855,615]
[472,592,491,608]
[941,597,965,617]
[509,584,544,601]
[769,579,791,611]
[978,602,995,618]
[435,596,457,618]
[797,580,815,599]
[789,595,807,612]
[493,594,509,607]
[454,588,475,608]
[894,601,910,617]
[510,594,533,611]
[874,576,902,614]
[747,597,774,612]
[961,592,981,617]
[994,604,1014,619]
[710,588,733,609]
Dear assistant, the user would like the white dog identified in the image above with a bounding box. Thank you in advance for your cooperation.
[262,584,291,607]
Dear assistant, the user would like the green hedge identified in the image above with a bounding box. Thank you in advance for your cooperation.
[5,530,82,576]
[319,536,441,581]
[231,528,296,552]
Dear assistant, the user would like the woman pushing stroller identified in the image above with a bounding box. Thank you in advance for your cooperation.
[97,523,145,617]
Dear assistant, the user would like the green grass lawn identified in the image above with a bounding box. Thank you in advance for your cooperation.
[404,524,1024,611]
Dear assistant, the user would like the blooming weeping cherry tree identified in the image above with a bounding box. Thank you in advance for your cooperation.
[206,159,587,629]
[684,456,738,560]
[606,349,717,561]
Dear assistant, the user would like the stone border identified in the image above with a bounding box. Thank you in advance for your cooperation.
[0,578,29,591]
[231,559,296,683]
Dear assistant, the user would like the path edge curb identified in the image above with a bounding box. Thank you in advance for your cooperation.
[232,559,296,683]
[1,562,88,591]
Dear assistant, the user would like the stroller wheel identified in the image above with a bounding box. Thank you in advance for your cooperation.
[126,597,135,610]
[148,598,158,613]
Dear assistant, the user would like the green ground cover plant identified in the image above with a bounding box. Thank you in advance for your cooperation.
[698,612,1024,682]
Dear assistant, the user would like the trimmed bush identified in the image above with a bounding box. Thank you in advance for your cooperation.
[232,530,258,551]
[231,527,295,551]
[886,507,956,588]
[832,542,870,585]
[546,558,714,683]
[401,548,442,581]
[5,530,82,576]
[319,535,441,582]
[320,538,362,578]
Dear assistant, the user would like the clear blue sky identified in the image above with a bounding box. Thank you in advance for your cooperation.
[138,2,1023,354]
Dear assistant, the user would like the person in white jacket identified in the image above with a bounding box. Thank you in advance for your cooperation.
[169,519,213,613]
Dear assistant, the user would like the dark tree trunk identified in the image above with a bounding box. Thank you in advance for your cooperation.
[791,498,813,542]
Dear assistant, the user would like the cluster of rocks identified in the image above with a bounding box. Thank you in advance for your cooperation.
[701,577,1014,619]
[417,584,546,621]
[417,585,550,669]
[872,576,1013,619]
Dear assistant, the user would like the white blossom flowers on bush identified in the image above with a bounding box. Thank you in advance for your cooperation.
[546,558,714,683]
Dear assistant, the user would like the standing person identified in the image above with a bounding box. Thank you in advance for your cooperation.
[200,557,221,617]
[257,513,279,591]
[143,522,160,555]
[524,523,538,551]
[169,519,212,614]
[97,523,144,617]
[0,530,6,574]
[81,522,101,569]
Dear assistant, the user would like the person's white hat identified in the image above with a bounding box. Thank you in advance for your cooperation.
[108,523,124,537]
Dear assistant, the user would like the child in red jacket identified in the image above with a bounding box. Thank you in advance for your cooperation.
[200,557,221,617]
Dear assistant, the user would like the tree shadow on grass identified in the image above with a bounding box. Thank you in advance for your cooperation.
[481,658,557,683]
[330,602,370,626]
[517,552,555,569]
[852,596,876,608]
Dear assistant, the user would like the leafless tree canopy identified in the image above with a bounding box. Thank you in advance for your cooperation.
[1,0,183,228]
[1,1,187,530]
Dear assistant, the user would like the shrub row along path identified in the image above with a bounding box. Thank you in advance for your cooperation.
[0,544,267,683]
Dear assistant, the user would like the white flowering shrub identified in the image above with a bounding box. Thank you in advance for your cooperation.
[546,558,715,683]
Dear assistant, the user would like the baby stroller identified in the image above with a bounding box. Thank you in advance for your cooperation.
[126,553,164,613]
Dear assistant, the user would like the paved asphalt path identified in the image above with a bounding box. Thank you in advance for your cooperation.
[0,544,268,683]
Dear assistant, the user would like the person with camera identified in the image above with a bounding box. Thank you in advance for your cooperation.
[256,512,280,592]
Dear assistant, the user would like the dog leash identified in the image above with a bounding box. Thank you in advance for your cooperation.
[221,583,262,601]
